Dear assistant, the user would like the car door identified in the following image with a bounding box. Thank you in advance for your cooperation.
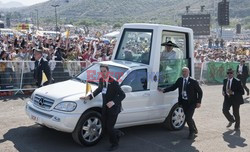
[148,30,189,120]
[116,68,150,124]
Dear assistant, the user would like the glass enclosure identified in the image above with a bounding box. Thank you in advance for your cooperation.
[115,29,153,64]
[159,31,189,87]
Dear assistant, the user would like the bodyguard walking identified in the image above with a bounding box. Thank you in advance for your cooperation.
[158,67,203,139]
[236,59,249,95]
[33,49,52,87]
[80,64,126,151]
[222,68,244,131]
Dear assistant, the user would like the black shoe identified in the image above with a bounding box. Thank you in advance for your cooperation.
[188,133,196,140]
[226,121,235,128]
[118,131,125,137]
[117,130,125,142]
[108,144,119,151]
[194,129,198,134]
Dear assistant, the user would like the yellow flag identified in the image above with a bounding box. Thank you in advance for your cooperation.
[41,70,48,86]
[66,29,70,39]
[96,31,101,38]
[85,82,92,96]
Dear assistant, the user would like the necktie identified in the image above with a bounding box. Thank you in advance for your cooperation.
[103,81,107,88]
[227,80,230,90]
[35,61,38,68]
[184,79,187,91]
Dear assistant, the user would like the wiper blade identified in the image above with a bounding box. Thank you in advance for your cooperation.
[72,77,84,82]
[88,81,98,85]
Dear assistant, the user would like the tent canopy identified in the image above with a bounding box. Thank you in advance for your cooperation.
[103,31,120,38]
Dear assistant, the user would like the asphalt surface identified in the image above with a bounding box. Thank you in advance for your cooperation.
[0,84,250,152]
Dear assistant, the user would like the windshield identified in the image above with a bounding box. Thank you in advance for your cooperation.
[115,29,153,64]
[75,63,128,85]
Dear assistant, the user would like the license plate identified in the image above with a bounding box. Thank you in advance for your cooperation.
[31,115,38,121]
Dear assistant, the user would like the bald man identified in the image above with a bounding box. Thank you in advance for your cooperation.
[158,67,203,139]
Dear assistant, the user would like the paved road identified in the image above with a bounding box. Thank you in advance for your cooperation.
[0,84,250,152]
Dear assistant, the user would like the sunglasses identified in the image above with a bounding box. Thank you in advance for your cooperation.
[227,72,233,74]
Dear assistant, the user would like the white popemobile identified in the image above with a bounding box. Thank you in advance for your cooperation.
[26,23,194,146]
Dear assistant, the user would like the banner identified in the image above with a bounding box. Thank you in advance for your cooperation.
[206,62,239,83]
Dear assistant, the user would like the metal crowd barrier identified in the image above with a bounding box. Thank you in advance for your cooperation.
[0,60,87,95]
[194,61,250,84]
[1,60,247,95]
[194,62,206,85]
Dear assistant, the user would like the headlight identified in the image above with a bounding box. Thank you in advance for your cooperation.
[54,101,77,112]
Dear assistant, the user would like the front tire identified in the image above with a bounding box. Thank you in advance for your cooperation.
[72,110,103,146]
[163,104,185,130]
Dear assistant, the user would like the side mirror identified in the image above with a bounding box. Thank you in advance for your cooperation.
[121,85,132,93]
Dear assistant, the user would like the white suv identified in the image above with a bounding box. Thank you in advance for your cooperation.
[26,23,194,146]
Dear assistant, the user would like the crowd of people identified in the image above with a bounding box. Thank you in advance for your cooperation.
[194,38,250,63]
[0,32,116,93]
[0,34,115,63]
[1,32,250,92]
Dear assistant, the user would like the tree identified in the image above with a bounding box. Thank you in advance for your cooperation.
[113,23,121,29]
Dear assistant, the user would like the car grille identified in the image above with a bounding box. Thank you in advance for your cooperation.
[33,94,55,110]
[28,106,53,119]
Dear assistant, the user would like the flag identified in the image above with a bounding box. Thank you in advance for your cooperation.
[95,31,102,38]
[41,70,48,86]
[66,29,70,39]
[85,82,92,96]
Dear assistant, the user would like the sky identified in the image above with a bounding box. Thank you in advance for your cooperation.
[0,0,49,6]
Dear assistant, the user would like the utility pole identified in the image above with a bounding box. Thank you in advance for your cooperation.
[35,9,39,31]
[51,4,60,32]
[201,5,205,13]
[186,6,190,14]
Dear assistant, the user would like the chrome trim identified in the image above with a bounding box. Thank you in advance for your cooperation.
[28,105,53,119]
[33,94,55,110]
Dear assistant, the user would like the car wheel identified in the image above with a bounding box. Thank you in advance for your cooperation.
[163,104,185,130]
[72,110,103,146]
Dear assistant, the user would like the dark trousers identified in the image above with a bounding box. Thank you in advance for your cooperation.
[222,101,240,128]
[104,112,120,146]
[181,100,197,133]
[237,75,249,94]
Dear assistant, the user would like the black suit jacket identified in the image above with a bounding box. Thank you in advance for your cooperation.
[89,76,126,115]
[236,64,249,79]
[223,78,244,105]
[34,58,52,87]
[163,77,203,105]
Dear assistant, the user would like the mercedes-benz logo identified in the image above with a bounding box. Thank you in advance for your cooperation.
[38,98,44,107]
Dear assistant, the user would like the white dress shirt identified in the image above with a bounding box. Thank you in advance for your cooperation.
[238,65,243,75]
[182,77,189,100]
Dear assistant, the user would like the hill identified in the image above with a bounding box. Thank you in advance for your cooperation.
[0,1,24,8]
[5,0,250,25]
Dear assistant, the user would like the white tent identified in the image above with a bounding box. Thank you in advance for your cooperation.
[64,24,75,28]
[103,31,120,38]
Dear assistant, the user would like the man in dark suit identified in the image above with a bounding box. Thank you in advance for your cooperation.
[33,49,52,87]
[236,59,249,95]
[222,68,244,131]
[80,64,126,151]
[158,67,203,139]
